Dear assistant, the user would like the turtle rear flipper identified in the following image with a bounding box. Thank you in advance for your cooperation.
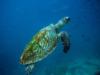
[25,64,35,75]
[59,32,70,53]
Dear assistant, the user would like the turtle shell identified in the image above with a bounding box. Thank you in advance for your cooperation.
[20,25,58,65]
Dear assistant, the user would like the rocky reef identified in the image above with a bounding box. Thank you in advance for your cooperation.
[65,58,100,75]
[44,58,100,75]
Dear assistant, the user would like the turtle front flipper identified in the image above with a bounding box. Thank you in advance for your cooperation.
[25,64,35,75]
[58,32,70,53]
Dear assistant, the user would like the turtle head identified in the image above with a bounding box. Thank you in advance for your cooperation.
[62,17,70,24]
[55,16,70,31]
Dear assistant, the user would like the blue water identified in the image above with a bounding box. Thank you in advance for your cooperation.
[0,0,100,75]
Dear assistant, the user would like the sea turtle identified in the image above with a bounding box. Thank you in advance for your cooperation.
[20,17,70,75]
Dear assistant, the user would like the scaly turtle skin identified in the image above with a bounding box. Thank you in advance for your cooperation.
[20,17,70,75]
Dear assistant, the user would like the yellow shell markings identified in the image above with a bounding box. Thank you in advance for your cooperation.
[20,28,56,64]
[33,28,57,61]
[20,30,45,64]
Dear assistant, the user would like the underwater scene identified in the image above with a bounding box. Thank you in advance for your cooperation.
[0,0,100,75]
